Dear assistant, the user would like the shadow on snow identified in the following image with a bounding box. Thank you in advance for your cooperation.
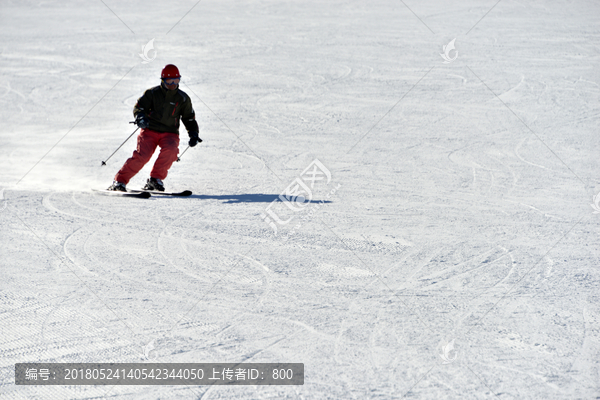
[189,193,332,204]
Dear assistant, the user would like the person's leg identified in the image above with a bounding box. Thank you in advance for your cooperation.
[150,133,180,180]
[114,130,159,184]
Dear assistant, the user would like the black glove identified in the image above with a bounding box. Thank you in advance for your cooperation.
[189,132,202,147]
[135,114,150,129]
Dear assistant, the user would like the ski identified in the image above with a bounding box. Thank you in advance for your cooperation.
[130,189,192,197]
[92,189,151,198]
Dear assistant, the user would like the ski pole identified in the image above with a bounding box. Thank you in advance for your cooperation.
[101,125,139,166]
[177,145,190,162]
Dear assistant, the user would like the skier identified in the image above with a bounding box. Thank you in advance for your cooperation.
[108,64,201,192]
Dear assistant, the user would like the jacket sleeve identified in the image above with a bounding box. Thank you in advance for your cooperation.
[133,89,153,119]
[181,96,199,134]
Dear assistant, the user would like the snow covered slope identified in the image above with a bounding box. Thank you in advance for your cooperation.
[1,0,599,398]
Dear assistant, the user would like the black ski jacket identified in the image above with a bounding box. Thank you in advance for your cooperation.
[133,84,199,135]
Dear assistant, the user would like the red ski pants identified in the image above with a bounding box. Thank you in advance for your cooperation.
[114,129,180,184]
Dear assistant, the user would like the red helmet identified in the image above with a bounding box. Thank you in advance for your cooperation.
[161,64,181,79]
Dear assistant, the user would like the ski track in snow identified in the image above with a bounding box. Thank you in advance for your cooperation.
[2,0,600,398]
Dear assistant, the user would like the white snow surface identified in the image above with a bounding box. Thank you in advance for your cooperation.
[1,0,600,398]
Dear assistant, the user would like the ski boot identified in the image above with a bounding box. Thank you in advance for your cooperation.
[143,177,165,192]
[107,181,127,192]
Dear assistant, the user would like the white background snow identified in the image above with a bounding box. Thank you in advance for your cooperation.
[1,0,599,398]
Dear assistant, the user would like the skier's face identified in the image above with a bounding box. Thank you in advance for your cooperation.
[163,78,180,91]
